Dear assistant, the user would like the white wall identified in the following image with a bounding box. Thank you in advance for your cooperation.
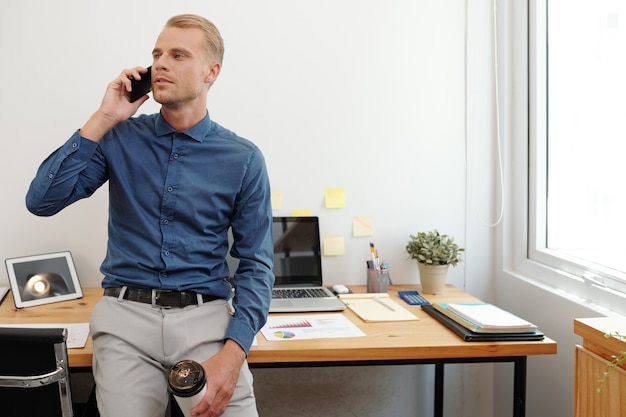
[0,1,566,417]
[0,0,468,290]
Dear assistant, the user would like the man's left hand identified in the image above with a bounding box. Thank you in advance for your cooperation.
[190,339,246,417]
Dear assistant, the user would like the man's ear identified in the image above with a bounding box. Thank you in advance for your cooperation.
[205,62,221,84]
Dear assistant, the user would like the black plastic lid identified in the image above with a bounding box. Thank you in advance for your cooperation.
[168,360,206,397]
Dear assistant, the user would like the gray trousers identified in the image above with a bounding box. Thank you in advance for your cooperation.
[90,292,257,417]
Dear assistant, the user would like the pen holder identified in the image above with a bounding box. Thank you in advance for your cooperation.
[367,268,389,293]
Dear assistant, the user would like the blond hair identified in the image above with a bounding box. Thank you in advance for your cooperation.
[165,14,224,64]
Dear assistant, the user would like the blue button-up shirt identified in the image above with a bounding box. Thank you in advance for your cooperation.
[26,112,274,354]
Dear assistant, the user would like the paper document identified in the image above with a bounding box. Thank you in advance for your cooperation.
[446,303,536,331]
[338,293,419,322]
[260,314,365,341]
[0,323,90,348]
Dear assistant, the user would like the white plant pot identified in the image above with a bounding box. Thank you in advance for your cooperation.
[417,263,449,295]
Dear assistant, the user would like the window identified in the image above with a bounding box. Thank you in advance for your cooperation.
[528,0,626,312]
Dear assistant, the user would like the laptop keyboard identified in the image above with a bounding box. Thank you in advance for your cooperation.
[272,288,329,299]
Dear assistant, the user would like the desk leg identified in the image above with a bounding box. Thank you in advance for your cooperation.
[513,357,527,417]
[434,363,444,417]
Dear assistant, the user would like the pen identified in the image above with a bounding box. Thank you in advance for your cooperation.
[370,242,380,270]
[373,296,396,311]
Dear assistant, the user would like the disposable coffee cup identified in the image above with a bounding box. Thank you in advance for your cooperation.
[168,359,207,417]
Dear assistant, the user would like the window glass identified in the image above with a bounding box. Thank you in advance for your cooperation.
[533,0,626,295]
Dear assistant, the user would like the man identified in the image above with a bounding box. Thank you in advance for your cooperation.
[25,14,274,417]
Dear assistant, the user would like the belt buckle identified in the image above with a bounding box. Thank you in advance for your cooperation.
[152,289,173,309]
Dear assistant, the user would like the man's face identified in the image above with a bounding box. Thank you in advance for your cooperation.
[151,26,219,108]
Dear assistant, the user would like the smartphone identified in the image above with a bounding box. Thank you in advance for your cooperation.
[129,66,152,102]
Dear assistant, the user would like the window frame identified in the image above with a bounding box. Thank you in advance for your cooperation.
[508,0,626,316]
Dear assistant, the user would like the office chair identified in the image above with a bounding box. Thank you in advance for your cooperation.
[0,327,74,417]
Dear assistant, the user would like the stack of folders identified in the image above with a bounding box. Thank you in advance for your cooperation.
[422,302,545,342]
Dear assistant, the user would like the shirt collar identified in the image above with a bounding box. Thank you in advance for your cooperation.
[155,111,213,142]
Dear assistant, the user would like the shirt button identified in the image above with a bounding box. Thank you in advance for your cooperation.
[167,187,173,192]
[72,142,78,148]
[163,219,169,225]
[164,251,170,256]
[48,173,54,179]
[173,154,179,159]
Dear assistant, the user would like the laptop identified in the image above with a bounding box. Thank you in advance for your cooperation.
[269,216,346,313]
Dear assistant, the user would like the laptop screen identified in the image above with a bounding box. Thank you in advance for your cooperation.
[272,216,322,286]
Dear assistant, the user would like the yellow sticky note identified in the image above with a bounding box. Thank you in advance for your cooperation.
[291,208,313,217]
[324,187,346,209]
[323,235,345,256]
[271,189,283,211]
[352,216,373,237]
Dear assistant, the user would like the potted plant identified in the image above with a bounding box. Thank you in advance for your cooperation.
[406,229,464,294]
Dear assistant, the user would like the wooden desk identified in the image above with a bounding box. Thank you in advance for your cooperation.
[0,285,556,417]
[251,285,556,364]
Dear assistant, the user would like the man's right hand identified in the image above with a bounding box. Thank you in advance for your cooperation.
[80,67,151,143]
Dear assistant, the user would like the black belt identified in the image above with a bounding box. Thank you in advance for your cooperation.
[104,287,221,308]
